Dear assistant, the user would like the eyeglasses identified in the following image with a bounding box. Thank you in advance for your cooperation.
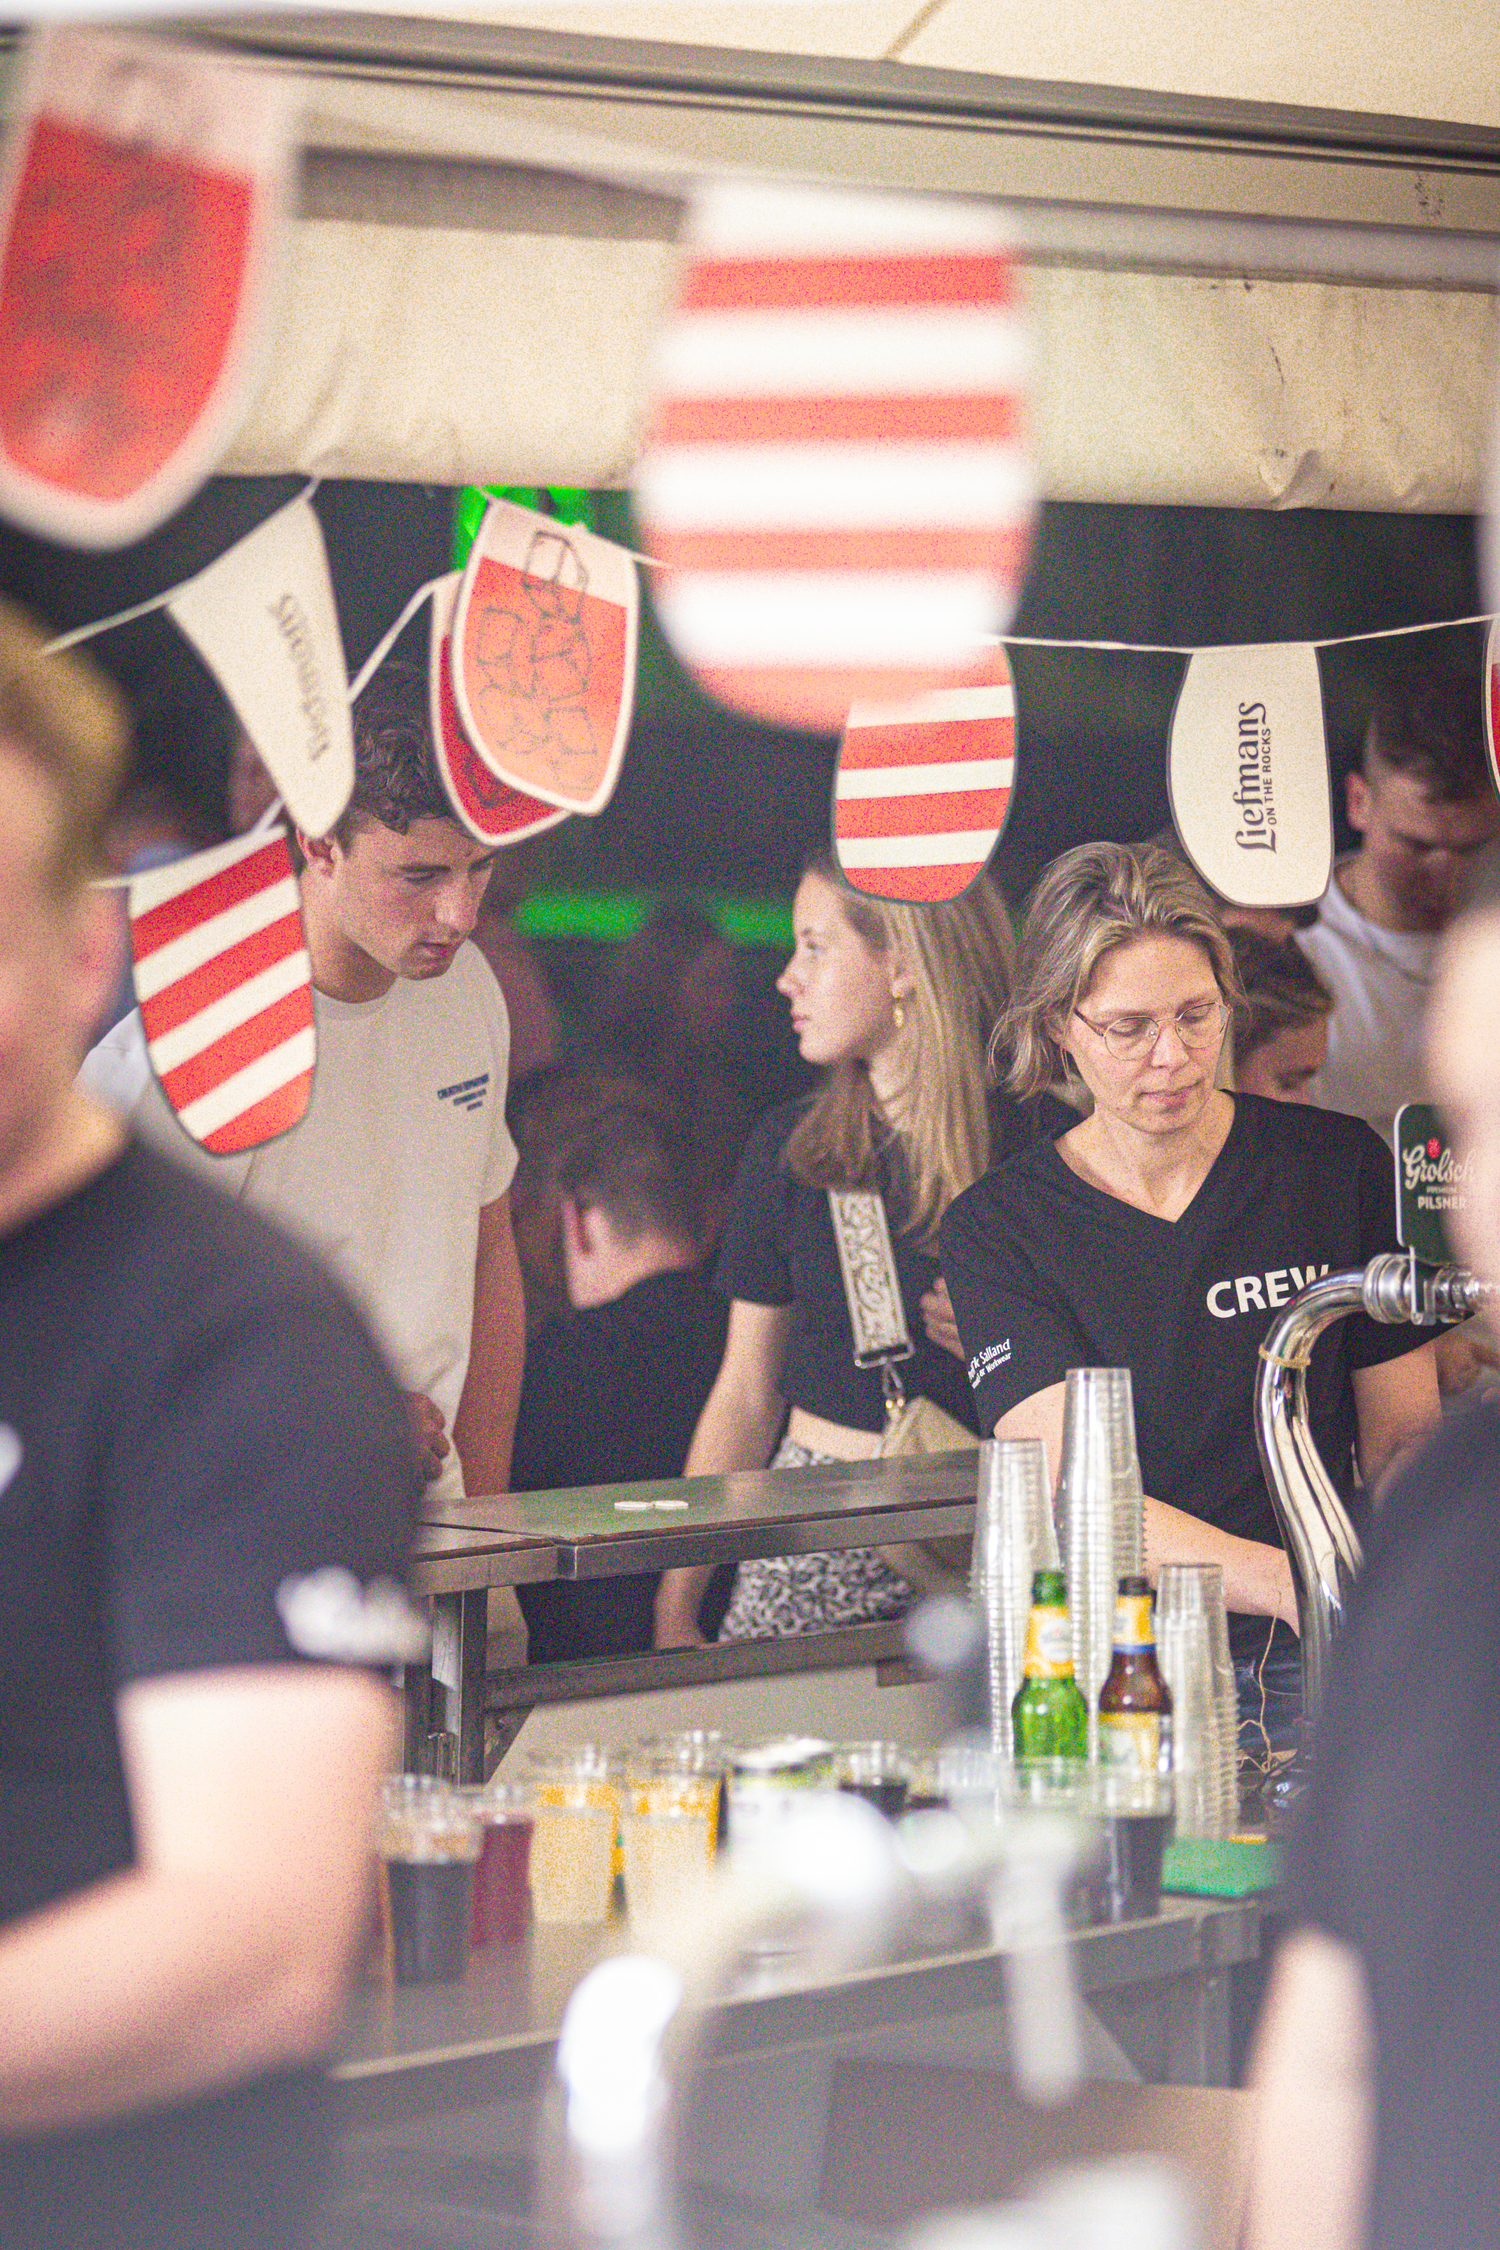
[1073,996,1228,1062]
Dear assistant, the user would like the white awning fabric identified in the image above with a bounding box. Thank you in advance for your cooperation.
[165,13,1500,505]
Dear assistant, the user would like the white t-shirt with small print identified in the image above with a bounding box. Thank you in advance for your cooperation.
[82,943,516,1503]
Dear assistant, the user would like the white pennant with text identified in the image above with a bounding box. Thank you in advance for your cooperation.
[1167,642,1332,908]
[168,495,354,839]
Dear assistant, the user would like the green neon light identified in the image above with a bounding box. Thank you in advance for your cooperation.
[452,486,598,569]
[512,890,794,950]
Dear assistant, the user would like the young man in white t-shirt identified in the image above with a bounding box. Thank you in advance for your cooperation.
[1297,670,1499,1147]
[84,667,528,1645]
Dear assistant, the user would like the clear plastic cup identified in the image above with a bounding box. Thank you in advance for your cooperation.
[620,1752,717,1928]
[458,1777,534,1949]
[527,1748,618,1925]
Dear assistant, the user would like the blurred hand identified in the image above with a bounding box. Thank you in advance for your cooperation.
[921,1277,964,1362]
[1435,1313,1500,1399]
[405,1393,450,1483]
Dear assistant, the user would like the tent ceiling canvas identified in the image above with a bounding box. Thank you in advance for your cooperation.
[65,11,1500,500]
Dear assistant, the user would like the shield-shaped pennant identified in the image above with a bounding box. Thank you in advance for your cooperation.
[634,181,1036,734]
[167,495,354,840]
[450,498,637,816]
[832,649,1018,902]
[430,572,570,848]
[130,826,314,1156]
[1483,616,1500,798]
[1167,643,1333,908]
[0,27,290,550]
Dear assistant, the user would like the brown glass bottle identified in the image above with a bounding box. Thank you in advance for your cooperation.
[1098,1575,1172,1774]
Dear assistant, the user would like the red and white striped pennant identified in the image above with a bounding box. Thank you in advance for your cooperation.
[833,648,1017,902]
[430,571,570,848]
[129,826,314,1154]
[635,182,1035,733]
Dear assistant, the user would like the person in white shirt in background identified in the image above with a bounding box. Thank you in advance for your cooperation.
[1297,669,1499,1148]
[84,665,529,1658]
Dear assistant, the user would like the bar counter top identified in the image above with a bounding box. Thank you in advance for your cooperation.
[335,1892,1265,2126]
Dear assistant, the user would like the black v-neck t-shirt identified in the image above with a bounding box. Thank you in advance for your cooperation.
[940,1094,1423,1561]
[714,1092,1043,1435]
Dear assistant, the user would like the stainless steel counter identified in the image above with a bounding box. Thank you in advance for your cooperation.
[336,1893,1265,2129]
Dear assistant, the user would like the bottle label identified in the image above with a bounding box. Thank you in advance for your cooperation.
[1023,1606,1073,1678]
[1113,1593,1154,1651]
[1099,1711,1163,1774]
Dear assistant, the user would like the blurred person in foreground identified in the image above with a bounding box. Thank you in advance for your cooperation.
[1246,865,1500,2250]
[0,607,421,2250]
[83,665,528,1654]
[1227,927,1333,1103]
[511,1076,728,1663]
[1297,668,1500,1145]
[656,853,1022,1648]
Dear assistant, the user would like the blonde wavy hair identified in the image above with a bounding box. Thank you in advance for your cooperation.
[784,852,1014,1243]
[1002,841,1242,1104]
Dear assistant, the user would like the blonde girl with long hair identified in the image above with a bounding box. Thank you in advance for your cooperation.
[654,850,1025,1646]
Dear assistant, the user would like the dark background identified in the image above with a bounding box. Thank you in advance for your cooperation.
[0,476,1483,909]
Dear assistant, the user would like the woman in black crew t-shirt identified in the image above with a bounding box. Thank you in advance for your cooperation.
[941,842,1440,1737]
[655,851,1026,1646]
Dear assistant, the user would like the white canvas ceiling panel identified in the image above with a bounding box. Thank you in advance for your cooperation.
[1029,269,1497,511]
[896,0,1500,129]
[221,211,1497,508]
[357,0,918,58]
[224,218,681,484]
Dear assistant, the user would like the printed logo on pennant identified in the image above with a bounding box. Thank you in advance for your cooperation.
[429,572,569,848]
[1167,643,1332,909]
[130,827,314,1156]
[0,27,289,549]
[634,181,1036,733]
[1484,617,1500,799]
[833,647,1017,902]
[167,495,354,840]
[451,499,637,816]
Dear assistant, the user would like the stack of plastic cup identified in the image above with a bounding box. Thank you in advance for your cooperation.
[1203,1577,1242,1832]
[1055,1371,1123,1764]
[1155,1565,1229,1838]
[1102,1368,1147,1581]
[970,1437,1058,1759]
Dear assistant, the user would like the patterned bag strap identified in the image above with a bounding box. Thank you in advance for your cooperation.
[827,1188,915,1424]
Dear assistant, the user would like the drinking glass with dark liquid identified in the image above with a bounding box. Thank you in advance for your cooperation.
[379,1776,482,1985]
[834,1741,912,1819]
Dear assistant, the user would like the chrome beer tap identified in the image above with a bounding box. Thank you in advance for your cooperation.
[1255,1250,1498,1732]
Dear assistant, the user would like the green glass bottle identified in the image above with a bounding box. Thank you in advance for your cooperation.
[1012,1568,1089,1764]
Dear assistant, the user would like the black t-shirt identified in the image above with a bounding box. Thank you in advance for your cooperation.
[0,1142,419,2250]
[713,1093,1036,1435]
[1286,1395,1500,2250]
[513,1268,728,1662]
[941,1094,1424,1594]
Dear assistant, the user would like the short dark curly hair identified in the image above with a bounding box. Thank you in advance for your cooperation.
[1365,670,1491,805]
[333,662,451,845]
